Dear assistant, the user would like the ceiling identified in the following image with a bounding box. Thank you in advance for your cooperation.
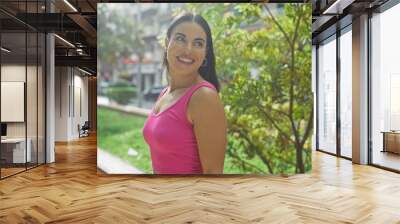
[8,0,392,72]
[312,0,390,44]
[0,0,100,74]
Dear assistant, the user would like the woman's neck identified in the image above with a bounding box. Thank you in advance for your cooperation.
[168,72,203,92]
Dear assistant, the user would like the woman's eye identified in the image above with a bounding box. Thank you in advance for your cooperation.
[175,36,185,42]
[194,41,204,48]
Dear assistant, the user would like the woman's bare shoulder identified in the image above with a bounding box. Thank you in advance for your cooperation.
[190,86,220,105]
[187,86,223,123]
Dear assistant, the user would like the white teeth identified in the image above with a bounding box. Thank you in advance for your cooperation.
[177,56,194,64]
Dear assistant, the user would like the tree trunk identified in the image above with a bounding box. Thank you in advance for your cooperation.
[296,143,304,173]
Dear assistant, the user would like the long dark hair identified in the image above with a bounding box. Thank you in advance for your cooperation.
[163,12,220,92]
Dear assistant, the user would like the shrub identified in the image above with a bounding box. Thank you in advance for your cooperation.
[110,79,131,87]
[118,71,132,82]
[106,86,137,105]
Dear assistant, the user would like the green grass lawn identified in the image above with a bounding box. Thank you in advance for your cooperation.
[98,107,152,173]
[97,107,269,174]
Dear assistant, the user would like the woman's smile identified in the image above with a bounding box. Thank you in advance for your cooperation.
[176,55,195,65]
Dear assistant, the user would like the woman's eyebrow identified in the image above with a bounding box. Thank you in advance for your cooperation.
[194,38,205,42]
[174,32,186,37]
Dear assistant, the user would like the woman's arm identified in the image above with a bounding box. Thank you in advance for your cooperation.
[188,87,227,174]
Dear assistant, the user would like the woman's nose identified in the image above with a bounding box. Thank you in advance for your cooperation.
[183,43,193,53]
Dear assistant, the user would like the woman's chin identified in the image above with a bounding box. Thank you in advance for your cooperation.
[176,61,197,69]
[171,64,199,76]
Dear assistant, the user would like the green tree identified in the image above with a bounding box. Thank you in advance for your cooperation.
[184,3,312,174]
[98,4,146,106]
[98,4,143,66]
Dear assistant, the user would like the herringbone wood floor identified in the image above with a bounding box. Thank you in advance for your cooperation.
[0,134,399,224]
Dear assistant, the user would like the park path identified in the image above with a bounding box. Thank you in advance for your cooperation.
[97,148,144,174]
[98,96,152,116]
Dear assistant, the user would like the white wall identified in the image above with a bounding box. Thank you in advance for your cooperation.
[1,64,46,164]
[1,65,26,139]
[1,65,40,138]
[55,67,69,141]
[55,67,89,141]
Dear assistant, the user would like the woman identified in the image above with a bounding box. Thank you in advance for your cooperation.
[142,12,227,174]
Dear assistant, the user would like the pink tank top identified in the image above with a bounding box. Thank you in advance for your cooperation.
[142,81,216,174]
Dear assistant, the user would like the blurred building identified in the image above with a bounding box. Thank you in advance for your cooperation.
[122,4,182,98]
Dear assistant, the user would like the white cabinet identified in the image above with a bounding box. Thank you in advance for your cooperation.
[1,138,32,163]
